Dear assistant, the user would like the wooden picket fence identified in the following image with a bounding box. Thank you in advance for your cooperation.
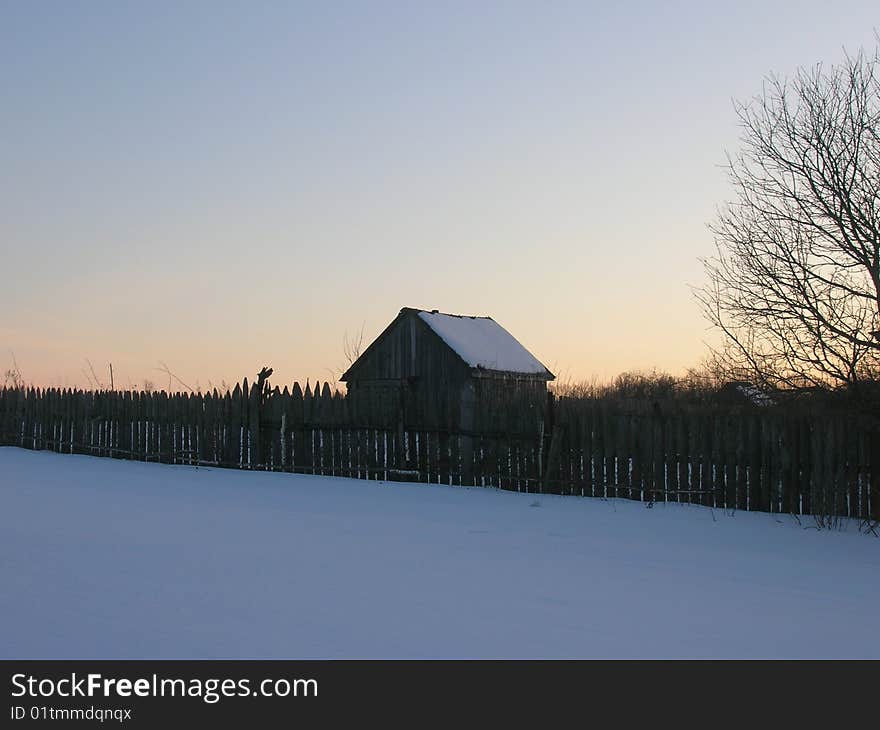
[1,382,878,523]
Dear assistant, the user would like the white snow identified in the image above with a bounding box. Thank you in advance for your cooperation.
[1,446,878,659]
[418,310,549,375]
[736,383,775,406]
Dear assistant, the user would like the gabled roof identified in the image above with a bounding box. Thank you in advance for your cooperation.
[416,310,553,378]
[341,307,554,381]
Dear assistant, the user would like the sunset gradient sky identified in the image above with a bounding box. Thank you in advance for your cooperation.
[2,1,878,390]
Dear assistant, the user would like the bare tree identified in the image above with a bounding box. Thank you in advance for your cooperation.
[697,40,880,391]
[4,351,24,389]
[154,361,194,393]
[83,358,104,391]
[343,322,366,368]
[325,322,367,385]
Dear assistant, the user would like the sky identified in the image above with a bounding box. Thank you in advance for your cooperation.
[2,1,878,391]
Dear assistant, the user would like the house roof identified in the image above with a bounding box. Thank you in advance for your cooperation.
[341,307,554,382]
[415,309,553,378]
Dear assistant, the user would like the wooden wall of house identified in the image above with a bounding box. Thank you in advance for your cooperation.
[345,311,472,387]
[472,376,548,403]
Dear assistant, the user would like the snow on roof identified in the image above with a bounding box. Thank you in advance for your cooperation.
[417,310,550,376]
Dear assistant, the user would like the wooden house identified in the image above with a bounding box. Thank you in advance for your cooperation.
[341,307,554,429]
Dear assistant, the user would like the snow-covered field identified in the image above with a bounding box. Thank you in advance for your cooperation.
[1,446,877,659]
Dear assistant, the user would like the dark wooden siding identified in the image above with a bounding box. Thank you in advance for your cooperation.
[6,384,877,522]
[473,375,549,402]
[344,311,472,390]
